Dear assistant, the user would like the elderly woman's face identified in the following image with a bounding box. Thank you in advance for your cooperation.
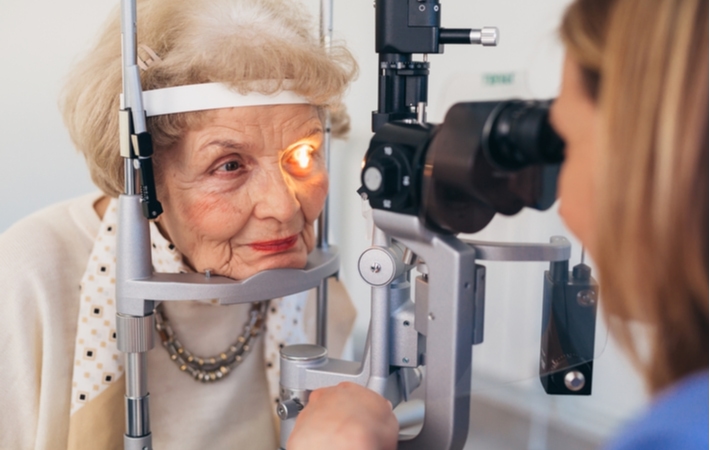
[155,104,328,280]
[550,55,601,253]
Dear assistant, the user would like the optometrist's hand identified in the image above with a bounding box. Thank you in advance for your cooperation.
[287,382,399,450]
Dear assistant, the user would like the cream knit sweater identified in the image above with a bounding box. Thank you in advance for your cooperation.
[0,192,354,450]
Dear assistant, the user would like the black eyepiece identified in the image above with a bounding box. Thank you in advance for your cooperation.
[485,100,564,171]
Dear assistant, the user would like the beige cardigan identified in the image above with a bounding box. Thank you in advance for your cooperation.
[0,192,355,450]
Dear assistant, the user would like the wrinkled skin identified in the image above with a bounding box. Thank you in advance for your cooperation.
[155,104,328,280]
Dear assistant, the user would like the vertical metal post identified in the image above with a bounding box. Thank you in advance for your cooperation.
[315,0,334,348]
[125,353,150,437]
[124,160,136,195]
[366,228,391,394]
[118,1,154,449]
[117,310,154,450]
[121,0,137,197]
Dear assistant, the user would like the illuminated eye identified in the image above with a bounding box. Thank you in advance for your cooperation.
[286,144,315,174]
[292,145,312,169]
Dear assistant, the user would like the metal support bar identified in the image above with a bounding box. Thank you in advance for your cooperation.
[373,210,476,450]
[315,0,334,348]
[463,236,571,262]
[315,279,328,348]
[125,386,150,435]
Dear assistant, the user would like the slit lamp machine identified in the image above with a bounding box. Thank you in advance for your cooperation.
[114,0,599,449]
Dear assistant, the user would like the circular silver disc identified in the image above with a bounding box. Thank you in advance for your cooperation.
[363,166,383,192]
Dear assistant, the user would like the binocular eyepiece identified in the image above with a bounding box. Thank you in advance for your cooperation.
[485,100,564,170]
[359,99,564,234]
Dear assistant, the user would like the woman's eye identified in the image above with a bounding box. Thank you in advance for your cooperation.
[285,144,316,175]
[218,160,241,172]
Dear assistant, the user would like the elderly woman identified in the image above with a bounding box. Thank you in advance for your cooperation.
[0,0,357,448]
[288,0,709,449]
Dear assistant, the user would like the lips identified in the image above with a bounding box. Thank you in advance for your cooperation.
[248,234,299,252]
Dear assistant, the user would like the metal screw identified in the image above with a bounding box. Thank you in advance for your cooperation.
[418,4,426,11]
[564,370,586,392]
[428,312,435,321]
[204,269,212,278]
[402,357,410,364]
[370,262,382,273]
[577,290,597,306]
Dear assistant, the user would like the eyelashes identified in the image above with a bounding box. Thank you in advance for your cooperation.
[218,160,242,172]
[213,155,246,175]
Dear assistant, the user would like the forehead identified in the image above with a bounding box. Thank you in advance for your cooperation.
[197,104,321,134]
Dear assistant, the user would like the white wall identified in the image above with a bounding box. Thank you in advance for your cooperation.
[0,0,648,443]
[0,0,115,229]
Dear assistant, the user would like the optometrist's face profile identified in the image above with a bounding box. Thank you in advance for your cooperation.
[550,55,601,253]
[155,104,328,280]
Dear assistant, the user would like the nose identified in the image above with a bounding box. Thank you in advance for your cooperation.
[251,164,301,223]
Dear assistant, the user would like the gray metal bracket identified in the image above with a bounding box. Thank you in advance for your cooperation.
[462,235,571,262]
[122,248,339,304]
[277,211,576,450]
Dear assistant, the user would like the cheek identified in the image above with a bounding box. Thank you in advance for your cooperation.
[297,171,329,222]
[187,196,248,236]
[558,143,597,248]
[161,189,250,249]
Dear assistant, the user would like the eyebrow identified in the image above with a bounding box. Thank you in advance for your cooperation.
[204,139,250,152]
[202,125,324,153]
[282,125,326,149]
[298,126,324,141]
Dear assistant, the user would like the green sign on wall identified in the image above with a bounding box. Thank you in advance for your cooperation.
[482,73,516,86]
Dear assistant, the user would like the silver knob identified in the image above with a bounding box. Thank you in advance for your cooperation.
[481,27,499,46]
[563,370,586,392]
[358,247,400,286]
[277,399,303,420]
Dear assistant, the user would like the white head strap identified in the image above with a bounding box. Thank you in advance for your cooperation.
[132,82,310,117]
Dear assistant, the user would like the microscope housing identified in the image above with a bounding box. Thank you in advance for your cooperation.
[360,99,564,234]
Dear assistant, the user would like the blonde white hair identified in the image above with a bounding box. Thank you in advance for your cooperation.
[61,0,358,197]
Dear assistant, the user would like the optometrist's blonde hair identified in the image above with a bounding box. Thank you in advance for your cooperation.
[61,0,358,197]
[562,0,708,394]
[558,0,616,100]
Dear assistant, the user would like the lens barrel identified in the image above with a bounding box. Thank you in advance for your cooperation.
[485,100,564,171]
[360,99,565,234]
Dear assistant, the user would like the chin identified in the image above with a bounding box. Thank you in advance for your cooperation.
[231,251,309,280]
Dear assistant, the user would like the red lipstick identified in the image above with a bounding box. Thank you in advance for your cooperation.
[249,235,298,252]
